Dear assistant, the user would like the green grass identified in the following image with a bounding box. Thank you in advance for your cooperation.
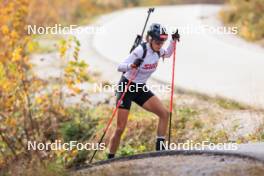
[176,107,199,118]
[261,132,264,141]
[174,88,247,110]
[215,97,246,110]
[55,96,262,164]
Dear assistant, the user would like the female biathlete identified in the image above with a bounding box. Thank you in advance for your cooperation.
[108,23,180,159]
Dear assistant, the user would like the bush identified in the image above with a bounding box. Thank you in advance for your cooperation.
[220,0,264,41]
[60,116,98,142]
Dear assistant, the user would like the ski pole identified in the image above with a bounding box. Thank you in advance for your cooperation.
[168,41,177,147]
[89,69,138,164]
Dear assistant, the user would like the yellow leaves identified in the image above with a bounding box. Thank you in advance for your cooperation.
[221,0,264,41]
[2,82,10,92]
[240,25,255,41]
[35,95,49,107]
[27,41,38,53]
[236,139,242,144]
[64,66,74,74]
[12,47,22,61]
[71,87,81,94]
[70,149,78,157]
[36,97,44,104]
[1,81,15,93]
[75,78,81,84]
[5,2,14,14]
[61,38,89,96]
[1,25,9,35]
[19,4,28,15]
[138,145,146,152]
[54,148,65,157]
[4,117,17,127]
[59,46,67,59]
[58,39,67,59]
[55,105,66,117]
[79,70,87,78]
[10,31,19,40]
[66,82,81,95]
[66,79,74,87]
[0,62,5,80]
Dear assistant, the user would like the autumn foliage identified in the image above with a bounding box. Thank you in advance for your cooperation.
[0,0,91,171]
[220,0,264,41]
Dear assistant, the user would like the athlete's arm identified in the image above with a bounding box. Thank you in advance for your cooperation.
[160,30,180,58]
[160,40,174,58]
[117,45,144,72]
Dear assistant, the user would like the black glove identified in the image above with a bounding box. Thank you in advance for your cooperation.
[133,58,143,67]
[172,29,180,42]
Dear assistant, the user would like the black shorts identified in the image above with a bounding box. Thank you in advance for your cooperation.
[115,76,154,110]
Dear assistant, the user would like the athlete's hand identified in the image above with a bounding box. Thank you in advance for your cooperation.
[131,58,143,68]
[172,29,180,42]
[130,64,138,69]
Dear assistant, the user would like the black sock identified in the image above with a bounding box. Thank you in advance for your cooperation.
[156,137,166,151]
[107,153,115,159]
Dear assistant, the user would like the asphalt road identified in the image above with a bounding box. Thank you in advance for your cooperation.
[90,5,264,109]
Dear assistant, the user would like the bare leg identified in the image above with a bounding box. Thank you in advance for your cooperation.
[142,96,169,136]
[109,108,129,154]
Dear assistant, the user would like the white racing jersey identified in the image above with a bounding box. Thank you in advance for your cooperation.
[117,40,175,83]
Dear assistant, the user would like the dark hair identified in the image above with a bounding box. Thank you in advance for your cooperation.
[145,34,150,43]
